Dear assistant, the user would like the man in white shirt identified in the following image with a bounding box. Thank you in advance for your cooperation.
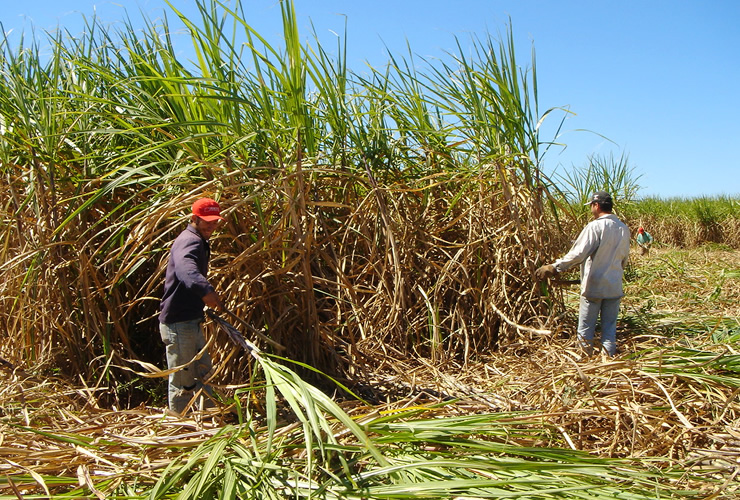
[535,192,631,356]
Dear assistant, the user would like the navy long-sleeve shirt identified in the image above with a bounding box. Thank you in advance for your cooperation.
[159,224,215,324]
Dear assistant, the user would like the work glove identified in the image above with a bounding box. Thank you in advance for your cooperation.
[535,264,557,280]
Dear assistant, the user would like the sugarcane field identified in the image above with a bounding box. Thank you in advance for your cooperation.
[1,1,739,498]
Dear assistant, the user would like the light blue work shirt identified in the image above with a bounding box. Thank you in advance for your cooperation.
[553,214,631,299]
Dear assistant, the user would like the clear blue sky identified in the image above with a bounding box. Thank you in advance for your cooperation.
[3,0,739,197]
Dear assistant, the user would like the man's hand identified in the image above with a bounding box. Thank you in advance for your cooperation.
[535,264,557,280]
[202,291,223,310]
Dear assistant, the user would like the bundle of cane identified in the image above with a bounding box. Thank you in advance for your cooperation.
[206,309,261,356]
[207,308,286,354]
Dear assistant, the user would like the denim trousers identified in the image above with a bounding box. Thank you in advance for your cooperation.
[159,319,214,413]
[577,296,621,356]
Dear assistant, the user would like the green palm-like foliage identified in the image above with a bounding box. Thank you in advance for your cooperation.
[556,151,642,218]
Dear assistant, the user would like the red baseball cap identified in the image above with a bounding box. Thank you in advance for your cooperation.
[192,198,224,222]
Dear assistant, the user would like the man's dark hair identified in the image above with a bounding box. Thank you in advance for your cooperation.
[598,200,613,212]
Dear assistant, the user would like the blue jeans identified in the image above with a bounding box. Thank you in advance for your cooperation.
[577,296,621,356]
[159,319,214,412]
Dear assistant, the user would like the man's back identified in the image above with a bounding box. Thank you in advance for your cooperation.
[159,225,212,324]
[580,214,630,299]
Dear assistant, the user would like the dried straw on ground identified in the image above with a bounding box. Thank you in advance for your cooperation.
[3,322,738,497]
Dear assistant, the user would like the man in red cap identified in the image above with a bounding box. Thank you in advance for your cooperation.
[636,227,654,255]
[159,197,224,413]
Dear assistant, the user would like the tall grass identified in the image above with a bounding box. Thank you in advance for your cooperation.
[0,0,563,394]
